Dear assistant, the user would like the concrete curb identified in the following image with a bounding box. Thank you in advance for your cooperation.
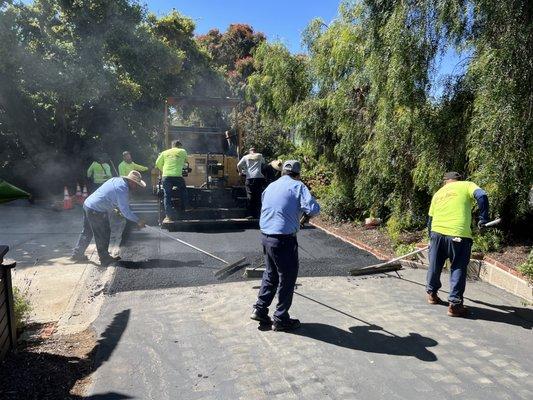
[56,215,126,334]
[312,220,532,303]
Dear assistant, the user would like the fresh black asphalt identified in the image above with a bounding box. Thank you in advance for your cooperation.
[110,226,380,293]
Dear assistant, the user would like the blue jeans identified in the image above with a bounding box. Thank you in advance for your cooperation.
[162,176,188,218]
[72,206,112,263]
[426,232,473,305]
[255,234,299,323]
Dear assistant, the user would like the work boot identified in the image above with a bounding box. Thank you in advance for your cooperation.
[273,318,301,332]
[250,308,271,324]
[427,292,442,305]
[70,254,89,263]
[100,257,118,267]
[447,303,469,317]
[163,216,175,223]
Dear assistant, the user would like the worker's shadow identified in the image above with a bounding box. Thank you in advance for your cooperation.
[290,323,438,362]
[464,299,533,329]
[117,259,209,270]
[394,276,533,329]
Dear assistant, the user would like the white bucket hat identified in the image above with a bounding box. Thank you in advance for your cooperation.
[125,170,146,188]
[270,159,283,171]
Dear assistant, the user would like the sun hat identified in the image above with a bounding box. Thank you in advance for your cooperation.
[283,160,301,175]
[125,170,146,188]
[270,159,283,171]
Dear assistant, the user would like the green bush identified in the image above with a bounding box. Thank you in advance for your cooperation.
[518,250,533,282]
[316,181,357,222]
[13,287,31,331]
[472,229,504,254]
[394,243,417,258]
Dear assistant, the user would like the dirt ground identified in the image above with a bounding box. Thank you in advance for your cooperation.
[314,216,530,269]
[0,325,96,399]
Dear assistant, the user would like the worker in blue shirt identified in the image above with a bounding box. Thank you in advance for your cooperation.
[71,171,146,266]
[251,160,320,331]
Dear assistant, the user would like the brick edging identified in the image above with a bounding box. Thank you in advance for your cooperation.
[311,220,530,286]
[310,221,391,260]
[483,256,526,280]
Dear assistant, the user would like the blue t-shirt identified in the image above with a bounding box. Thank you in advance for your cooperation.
[260,175,320,235]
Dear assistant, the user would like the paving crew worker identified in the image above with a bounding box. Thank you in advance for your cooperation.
[426,171,489,317]
[262,159,283,185]
[87,154,113,192]
[237,147,266,218]
[118,151,149,177]
[251,160,320,331]
[155,140,188,222]
[71,171,146,266]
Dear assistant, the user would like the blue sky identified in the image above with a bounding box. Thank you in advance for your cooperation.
[146,0,339,54]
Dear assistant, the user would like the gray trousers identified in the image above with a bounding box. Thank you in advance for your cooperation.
[72,206,112,263]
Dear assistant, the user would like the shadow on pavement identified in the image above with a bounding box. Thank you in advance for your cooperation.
[466,299,533,329]
[82,393,132,399]
[0,310,131,399]
[117,259,207,270]
[291,323,438,361]
[392,275,533,329]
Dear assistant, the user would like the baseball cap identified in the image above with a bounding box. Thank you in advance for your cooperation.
[443,171,462,180]
[283,160,301,174]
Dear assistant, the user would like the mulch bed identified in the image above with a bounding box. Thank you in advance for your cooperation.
[0,325,96,400]
[313,216,530,270]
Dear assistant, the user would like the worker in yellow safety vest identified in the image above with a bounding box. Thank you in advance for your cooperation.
[155,140,188,222]
[118,151,148,177]
[87,154,112,192]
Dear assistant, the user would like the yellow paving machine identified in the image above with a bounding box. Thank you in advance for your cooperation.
[155,96,256,231]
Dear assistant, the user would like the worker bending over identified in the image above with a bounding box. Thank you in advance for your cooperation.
[87,153,112,192]
[237,147,266,218]
[119,151,148,176]
[426,171,489,317]
[72,171,146,266]
[156,140,188,222]
[251,160,320,331]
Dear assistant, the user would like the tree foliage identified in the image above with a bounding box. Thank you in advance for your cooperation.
[0,0,217,194]
[246,0,532,229]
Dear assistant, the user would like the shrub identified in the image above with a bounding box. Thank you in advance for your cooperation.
[518,250,533,282]
[394,243,417,258]
[13,287,31,331]
[472,229,504,254]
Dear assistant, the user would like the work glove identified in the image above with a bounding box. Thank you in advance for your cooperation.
[137,219,146,229]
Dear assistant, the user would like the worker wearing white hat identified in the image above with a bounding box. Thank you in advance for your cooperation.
[72,171,146,266]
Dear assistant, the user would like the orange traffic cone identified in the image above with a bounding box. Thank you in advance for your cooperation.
[81,185,88,204]
[75,183,83,204]
[63,186,73,210]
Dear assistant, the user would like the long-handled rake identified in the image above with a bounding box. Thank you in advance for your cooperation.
[349,218,502,277]
[144,225,247,280]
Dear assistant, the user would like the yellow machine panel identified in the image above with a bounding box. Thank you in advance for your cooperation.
[185,154,241,188]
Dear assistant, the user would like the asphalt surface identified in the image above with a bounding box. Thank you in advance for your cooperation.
[86,223,533,400]
[110,225,379,293]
